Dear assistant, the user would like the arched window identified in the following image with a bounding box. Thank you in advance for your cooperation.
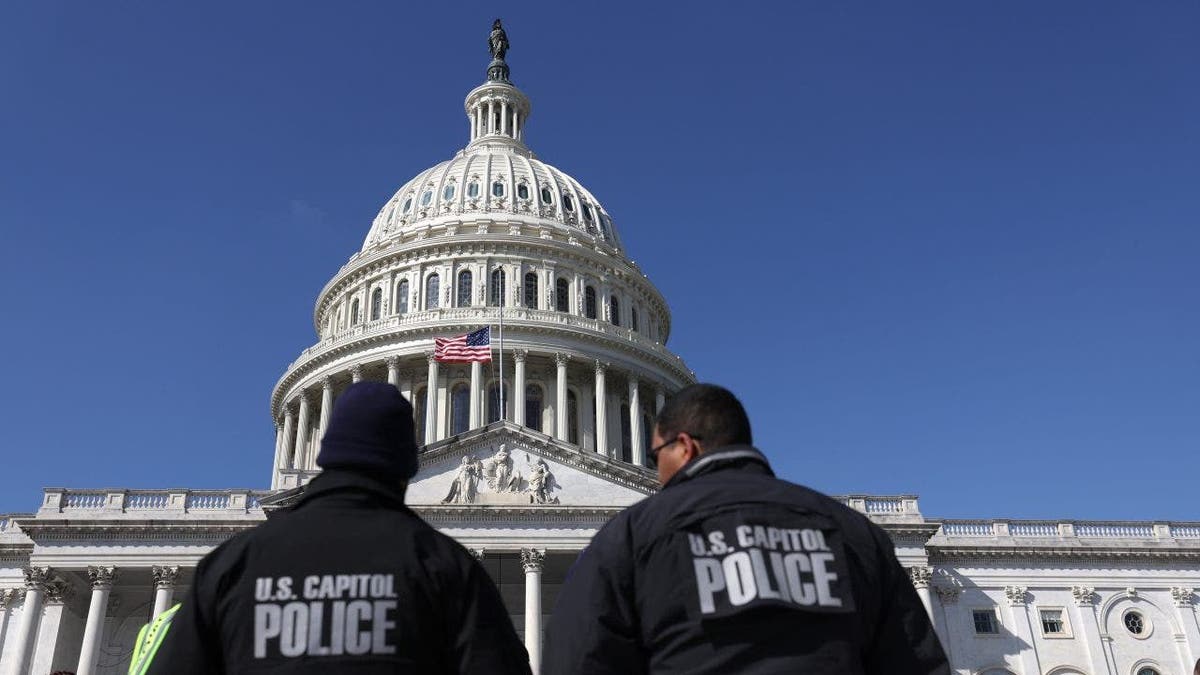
[619,403,632,462]
[414,387,427,441]
[540,187,553,204]
[517,183,529,200]
[525,385,543,432]
[420,190,432,206]
[402,197,412,214]
[425,273,440,310]
[467,181,479,198]
[555,278,570,312]
[489,269,506,307]
[488,382,507,423]
[631,307,639,333]
[442,183,456,201]
[450,384,470,435]
[1136,669,1160,675]
[457,270,473,307]
[523,272,539,308]
[370,288,382,321]
[351,298,360,325]
[610,295,620,326]
[599,214,611,240]
[491,181,505,197]
[584,286,597,319]
[396,280,409,314]
[562,193,575,212]
[582,203,593,223]
[567,390,579,444]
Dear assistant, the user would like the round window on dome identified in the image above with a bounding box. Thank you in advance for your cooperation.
[540,187,553,204]
[517,183,529,200]
[402,198,412,213]
[443,184,456,201]
[467,182,479,198]
[563,193,574,212]
[492,181,505,197]
[421,190,432,206]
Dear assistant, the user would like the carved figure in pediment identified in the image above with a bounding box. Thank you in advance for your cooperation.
[526,458,560,504]
[441,455,482,504]
[484,445,523,492]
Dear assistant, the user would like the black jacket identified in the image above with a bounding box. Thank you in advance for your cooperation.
[148,469,531,674]
[544,446,950,674]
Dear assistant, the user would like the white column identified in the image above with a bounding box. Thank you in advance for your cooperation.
[1171,588,1198,674]
[425,352,439,445]
[521,549,545,674]
[270,420,284,489]
[351,364,363,383]
[9,567,50,675]
[908,567,933,619]
[594,362,608,455]
[469,108,477,139]
[1004,586,1042,675]
[317,377,333,451]
[386,356,400,386]
[76,566,117,675]
[0,590,16,662]
[655,387,666,415]
[554,353,569,441]
[513,350,527,426]
[293,394,310,470]
[152,566,181,620]
[501,100,509,135]
[470,361,483,428]
[1070,586,1114,675]
[629,377,643,465]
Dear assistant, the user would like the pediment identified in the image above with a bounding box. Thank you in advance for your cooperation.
[406,422,657,507]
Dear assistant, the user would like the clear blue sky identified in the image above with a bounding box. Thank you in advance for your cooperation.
[1,1,1196,520]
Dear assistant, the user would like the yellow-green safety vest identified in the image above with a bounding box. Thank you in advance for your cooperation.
[128,603,181,675]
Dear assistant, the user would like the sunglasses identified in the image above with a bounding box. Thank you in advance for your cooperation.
[647,434,701,468]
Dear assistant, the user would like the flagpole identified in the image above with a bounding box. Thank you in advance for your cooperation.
[498,292,505,422]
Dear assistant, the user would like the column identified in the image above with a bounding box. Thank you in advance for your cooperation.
[629,376,644,465]
[513,350,527,426]
[470,361,483,428]
[469,108,477,139]
[9,567,50,675]
[1004,586,1042,675]
[386,356,400,386]
[425,352,439,445]
[351,364,363,383]
[317,377,333,453]
[293,394,310,471]
[908,566,933,619]
[76,566,117,675]
[1171,588,1198,673]
[594,362,608,455]
[280,407,295,470]
[554,353,569,441]
[270,420,284,489]
[152,566,180,620]
[1071,586,1114,675]
[521,549,545,674]
[655,387,666,415]
[501,101,509,135]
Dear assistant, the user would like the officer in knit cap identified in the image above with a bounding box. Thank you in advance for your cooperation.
[146,382,531,674]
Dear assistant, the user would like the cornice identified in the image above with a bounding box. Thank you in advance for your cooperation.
[14,519,261,543]
[929,546,1200,562]
[413,505,622,524]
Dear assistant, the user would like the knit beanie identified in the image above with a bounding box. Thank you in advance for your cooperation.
[316,381,419,480]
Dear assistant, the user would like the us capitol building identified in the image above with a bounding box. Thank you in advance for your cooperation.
[2,22,1197,675]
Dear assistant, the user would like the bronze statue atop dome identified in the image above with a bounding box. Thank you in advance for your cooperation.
[487,19,511,82]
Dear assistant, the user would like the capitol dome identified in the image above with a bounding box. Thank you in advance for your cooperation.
[268,29,695,490]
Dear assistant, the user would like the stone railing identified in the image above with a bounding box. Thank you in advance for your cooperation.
[287,306,689,374]
[0,514,30,534]
[833,495,922,517]
[940,519,1200,540]
[38,488,271,516]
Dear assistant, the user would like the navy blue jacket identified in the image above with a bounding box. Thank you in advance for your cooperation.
[544,446,950,674]
[148,469,531,674]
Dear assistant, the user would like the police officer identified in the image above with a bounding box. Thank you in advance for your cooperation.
[544,383,950,674]
[145,382,531,674]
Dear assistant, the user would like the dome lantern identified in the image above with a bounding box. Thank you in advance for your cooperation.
[465,19,530,146]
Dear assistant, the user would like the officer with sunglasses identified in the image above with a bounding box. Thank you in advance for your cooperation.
[544,383,949,674]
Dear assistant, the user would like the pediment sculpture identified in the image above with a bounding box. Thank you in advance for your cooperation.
[441,444,560,505]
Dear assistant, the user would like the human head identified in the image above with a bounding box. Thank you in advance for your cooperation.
[651,383,752,484]
[316,381,418,483]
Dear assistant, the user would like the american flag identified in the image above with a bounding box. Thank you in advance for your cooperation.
[434,326,492,363]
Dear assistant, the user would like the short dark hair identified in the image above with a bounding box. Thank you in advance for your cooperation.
[655,383,752,450]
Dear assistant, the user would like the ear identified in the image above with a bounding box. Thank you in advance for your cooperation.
[679,432,703,462]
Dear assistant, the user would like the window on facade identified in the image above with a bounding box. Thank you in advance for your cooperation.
[457,270,473,307]
[492,181,505,197]
[402,197,412,213]
[599,214,611,239]
[488,382,506,423]
[585,286,597,319]
[425,274,440,310]
[1039,609,1065,635]
[396,280,409,314]
[582,203,593,223]
[443,184,456,201]
[555,278,570,312]
[540,187,553,204]
[421,190,432,206]
[525,385,543,432]
[467,182,480,198]
[524,272,538,308]
[351,299,360,325]
[619,403,632,462]
[489,269,506,306]
[450,384,470,435]
[1123,611,1145,635]
[610,295,620,326]
[517,183,529,200]
[972,610,998,635]
[1137,669,1160,675]
[370,288,382,321]
[562,193,574,212]
[385,205,395,223]
[414,388,427,440]
[567,390,579,444]
[631,307,639,333]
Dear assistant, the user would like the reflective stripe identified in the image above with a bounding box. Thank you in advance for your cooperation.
[128,603,181,675]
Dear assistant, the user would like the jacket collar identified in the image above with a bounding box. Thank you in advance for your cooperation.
[293,469,409,509]
[663,444,774,489]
